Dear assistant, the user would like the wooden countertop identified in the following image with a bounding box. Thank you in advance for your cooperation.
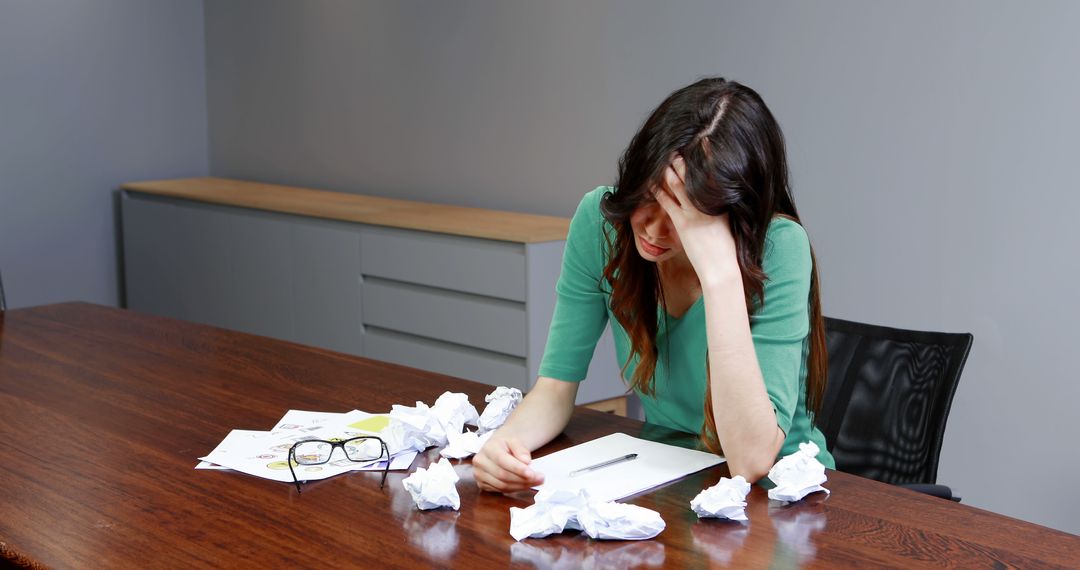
[122,177,571,243]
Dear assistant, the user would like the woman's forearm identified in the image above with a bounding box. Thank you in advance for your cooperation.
[702,274,785,481]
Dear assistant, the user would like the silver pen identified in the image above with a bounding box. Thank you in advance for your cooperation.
[568,453,638,477]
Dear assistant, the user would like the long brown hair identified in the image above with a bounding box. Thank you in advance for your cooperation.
[599,77,827,454]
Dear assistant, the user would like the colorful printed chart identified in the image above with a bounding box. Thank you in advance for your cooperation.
[198,409,417,483]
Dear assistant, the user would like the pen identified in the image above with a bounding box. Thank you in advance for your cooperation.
[568,453,638,477]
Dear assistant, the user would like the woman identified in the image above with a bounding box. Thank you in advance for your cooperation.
[473,77,833,493]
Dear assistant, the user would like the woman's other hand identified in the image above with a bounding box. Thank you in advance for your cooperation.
[472,377,577,492]
[473,435,545,493]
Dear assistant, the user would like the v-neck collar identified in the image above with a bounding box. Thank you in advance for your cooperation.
[660,293,704,325]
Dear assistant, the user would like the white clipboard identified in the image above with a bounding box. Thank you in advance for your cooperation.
[529,432,724,502]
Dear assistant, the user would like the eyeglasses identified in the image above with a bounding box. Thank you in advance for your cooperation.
[287,436,390,493]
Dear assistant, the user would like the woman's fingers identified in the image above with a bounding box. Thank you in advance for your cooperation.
[494,450,535,482]
[473,437,543,493]
[474,468,517,492]
[653,182,678,213]
[474,462,529,492]
[475,467,529,492]
[507,440,542,482]
[671,155,687,183]
[660,169,683,207]
[664,158,692,206]
[475,471,530,493]
[475,461,534,492]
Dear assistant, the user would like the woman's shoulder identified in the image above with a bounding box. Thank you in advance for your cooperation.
[579,186,612,212]
[766,215,809,245]
[763,216,812,270]
[564,187,615,260]
[568,186,614,232]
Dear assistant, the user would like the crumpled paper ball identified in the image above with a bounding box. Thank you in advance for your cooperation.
[577,501,666,540]
[440,429,494,460]
[767,442,830,502]
[509,488,586,541]
[381,415,431,457]
[690,475,751,521]
[477,387,523,433]
[431,391,480,437]
[386,401,443,451]
[383,392,480,455]
[402,457,461,510]
[509,488,665,541]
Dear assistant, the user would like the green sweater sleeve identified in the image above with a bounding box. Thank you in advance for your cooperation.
[538,188,611,381]
[753,218,814,435]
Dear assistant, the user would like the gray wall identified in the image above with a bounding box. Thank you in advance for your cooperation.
[0,0,208,308]
[202,1,1075,534]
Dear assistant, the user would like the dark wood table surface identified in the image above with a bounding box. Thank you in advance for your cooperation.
[0,303,1076,569]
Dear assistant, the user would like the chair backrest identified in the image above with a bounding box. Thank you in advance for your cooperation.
[818,317,973,485]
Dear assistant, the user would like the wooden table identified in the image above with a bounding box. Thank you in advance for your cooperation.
[1,303,1076,568]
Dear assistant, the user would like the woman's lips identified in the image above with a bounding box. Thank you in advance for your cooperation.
[639,236,670,256]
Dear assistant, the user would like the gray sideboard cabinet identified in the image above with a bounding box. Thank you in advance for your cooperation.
[121,178,623,407]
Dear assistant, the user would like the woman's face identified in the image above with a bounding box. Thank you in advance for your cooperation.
[630,200,684,263]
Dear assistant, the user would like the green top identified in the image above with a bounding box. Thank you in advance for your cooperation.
[539,187,834,467]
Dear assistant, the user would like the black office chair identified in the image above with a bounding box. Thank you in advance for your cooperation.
[818,317,973,501]
[0,269,6,312]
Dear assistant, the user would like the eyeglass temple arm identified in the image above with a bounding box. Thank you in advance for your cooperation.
[287,448,304,494]
[379,441,390,488]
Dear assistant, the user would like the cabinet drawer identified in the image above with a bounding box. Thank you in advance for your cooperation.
[365,327,528,391]
[361,278,527,357]
[360,228,526,302]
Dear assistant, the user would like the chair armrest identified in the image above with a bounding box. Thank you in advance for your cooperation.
[899,483,961,502]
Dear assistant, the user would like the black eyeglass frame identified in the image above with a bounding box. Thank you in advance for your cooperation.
[287,435,390,493]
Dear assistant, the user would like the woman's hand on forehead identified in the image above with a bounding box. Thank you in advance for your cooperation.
[653,155,740,285]
[651,155,687,206]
